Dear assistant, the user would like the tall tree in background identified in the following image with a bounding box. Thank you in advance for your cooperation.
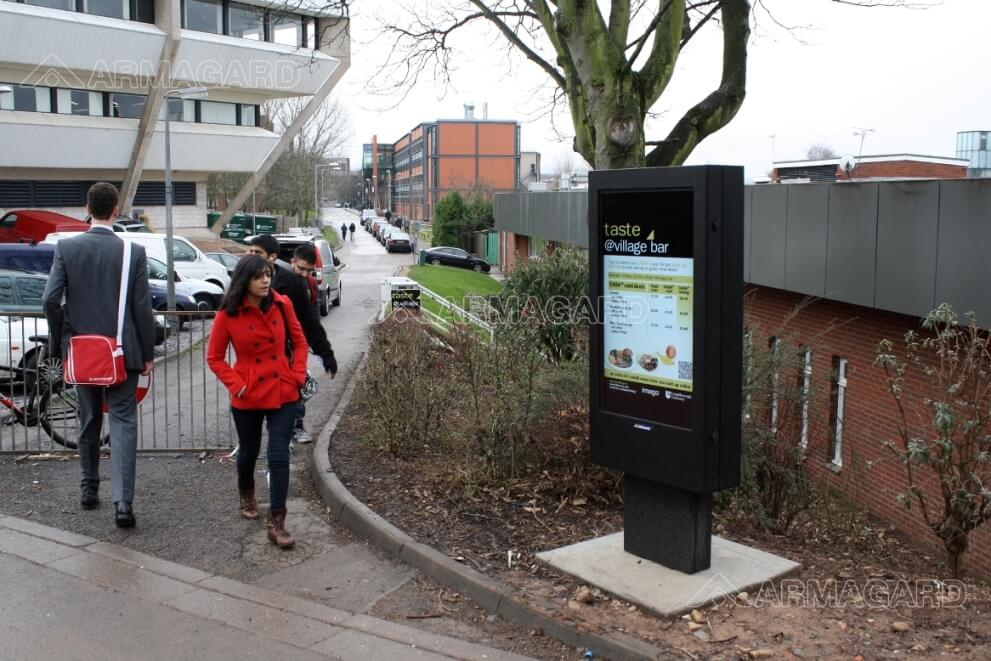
[263,97,351,221]
[806,143,839,160]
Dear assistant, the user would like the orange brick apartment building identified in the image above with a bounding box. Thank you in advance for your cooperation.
[365,111,520,223]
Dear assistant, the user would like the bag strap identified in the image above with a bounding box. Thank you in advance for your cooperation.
[276,300,292,361]
[116,239,131,347]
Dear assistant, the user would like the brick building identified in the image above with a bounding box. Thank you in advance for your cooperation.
[495,178,991,577]
[772,154,968,183]
[365,106,520,223]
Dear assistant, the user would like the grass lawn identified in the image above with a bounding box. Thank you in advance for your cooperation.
[408,264,501,310]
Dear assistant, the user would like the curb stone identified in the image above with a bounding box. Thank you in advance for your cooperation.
[309,355,676,661]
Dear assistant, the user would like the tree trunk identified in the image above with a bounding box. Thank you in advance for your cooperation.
[582,74,647,170]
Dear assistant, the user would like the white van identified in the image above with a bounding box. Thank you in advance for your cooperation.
[44,232,231,292]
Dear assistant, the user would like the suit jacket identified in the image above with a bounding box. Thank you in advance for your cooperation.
[42,226,156,371]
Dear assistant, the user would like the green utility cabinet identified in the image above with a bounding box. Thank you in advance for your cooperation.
[208,212,278,243]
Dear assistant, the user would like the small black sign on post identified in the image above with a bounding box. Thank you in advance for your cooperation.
[589,166,743,574]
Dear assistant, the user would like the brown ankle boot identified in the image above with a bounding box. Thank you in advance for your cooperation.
[238,487,258,520]
[266,509,294,549]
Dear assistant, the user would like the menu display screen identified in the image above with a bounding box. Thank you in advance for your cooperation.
[600,190,694,429]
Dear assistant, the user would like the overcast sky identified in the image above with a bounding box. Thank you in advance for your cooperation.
[337,1,990,182]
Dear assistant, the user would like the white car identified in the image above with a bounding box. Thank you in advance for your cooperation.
[147,257,224,310]
[0,315,47,372]
[44,232,231,292]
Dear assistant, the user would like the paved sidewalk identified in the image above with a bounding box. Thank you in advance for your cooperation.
[0,515,532,661]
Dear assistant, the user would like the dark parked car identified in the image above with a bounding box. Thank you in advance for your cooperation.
[422,247,491,273]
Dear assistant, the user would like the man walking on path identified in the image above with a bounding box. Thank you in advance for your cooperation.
[340,222,348,243]
[42,182,156,528]
[246,235,337,444]
[349,222,356,240]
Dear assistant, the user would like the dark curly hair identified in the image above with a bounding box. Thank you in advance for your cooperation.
[220,255,274,316]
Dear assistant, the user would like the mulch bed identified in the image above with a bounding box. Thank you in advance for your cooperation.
[331,405,991,660]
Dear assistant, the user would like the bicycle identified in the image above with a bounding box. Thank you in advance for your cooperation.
[0,335,109,449]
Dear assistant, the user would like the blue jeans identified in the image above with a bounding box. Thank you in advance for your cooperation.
[230,402,297,511]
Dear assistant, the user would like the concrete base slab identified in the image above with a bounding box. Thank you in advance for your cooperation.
[536,532,800,617]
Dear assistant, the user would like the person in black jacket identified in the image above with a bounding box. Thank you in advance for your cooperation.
[246,235,337,443]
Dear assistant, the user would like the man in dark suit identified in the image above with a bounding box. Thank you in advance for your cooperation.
[42,182,156,528]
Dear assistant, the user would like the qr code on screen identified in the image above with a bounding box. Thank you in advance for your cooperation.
[678,361,693,381]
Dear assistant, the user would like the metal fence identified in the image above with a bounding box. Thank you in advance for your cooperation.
[0,311,235,455]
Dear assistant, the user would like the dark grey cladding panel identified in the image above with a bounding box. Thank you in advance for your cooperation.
[749,185,788,289]
[825,183,878,307]
[743,186,753,281]
[784,184,828,296]
[875,181,940,317]
[935,179,991,325]
[494,191,588,247]
[494,193,526,234]
[561,192,589,248]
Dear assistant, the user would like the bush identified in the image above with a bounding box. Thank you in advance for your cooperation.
[431,190,494,251]
[496,246,589,363]
[356,317,450,457]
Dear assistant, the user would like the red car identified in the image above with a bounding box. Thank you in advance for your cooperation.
[0,209,89,244]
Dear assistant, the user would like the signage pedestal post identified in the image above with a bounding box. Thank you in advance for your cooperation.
[624,475,711,574]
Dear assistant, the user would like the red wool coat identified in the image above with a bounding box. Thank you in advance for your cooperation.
[207,292,308,410]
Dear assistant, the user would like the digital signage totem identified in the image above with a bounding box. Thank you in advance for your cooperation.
[590,166,743,520]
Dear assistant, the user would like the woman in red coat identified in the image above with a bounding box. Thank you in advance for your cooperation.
[207,255,307,549]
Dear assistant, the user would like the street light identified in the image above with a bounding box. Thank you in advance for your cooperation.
[163,86,208,311]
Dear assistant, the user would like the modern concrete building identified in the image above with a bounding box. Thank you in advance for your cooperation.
[495,178,991,576]
[956,130,991,177]
[364,105,520,222]
[0,0,348,237]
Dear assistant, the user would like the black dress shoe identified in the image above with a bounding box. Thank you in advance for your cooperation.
[115,502,135,528]
[80,490,99,510]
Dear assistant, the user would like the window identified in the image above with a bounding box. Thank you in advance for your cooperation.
[271,12,303,46]
[199,101,236,125]
[146,257,169,280]
[171,239,197,263]
[307,17,317,49]
[829,357,848,468]
[0,214,17,230]
[184,0,222,34]
[0,84,51,113]
[229,2,264,40]
[14,277,46,308]
[110,92,146,119]
[799,347,812,451]
[24,0,73,9]
[239,104,256,127]
[134,0,154,23]
[0,277,14,307]
[159,98,193,122]
[83,0,129,20]
[57,89,102,116]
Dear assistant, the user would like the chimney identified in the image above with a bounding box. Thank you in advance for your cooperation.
[464,102,475,119]
[483,102,488,120]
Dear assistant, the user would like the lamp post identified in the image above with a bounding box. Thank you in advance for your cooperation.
[164,86,208,311]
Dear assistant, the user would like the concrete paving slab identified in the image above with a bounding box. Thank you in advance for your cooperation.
[0,516,97,547]
[0,527,82,565]
[0,552,334,661]
[537,532,801,617]
[199,574,353,626]
[345,613,534,661]
[252,542,416,613]
[310,629,457,661]
[47,551,198,603]
[166,587,343,648]
[86,541,213,583]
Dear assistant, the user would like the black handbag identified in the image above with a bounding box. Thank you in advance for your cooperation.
[276,302,319,402]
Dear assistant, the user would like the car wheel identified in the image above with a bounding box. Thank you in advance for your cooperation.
[193,293,216,311]
[430,259,441,266]
[332,284,342,307]
[319,290,329,316]
[473,263,483,272]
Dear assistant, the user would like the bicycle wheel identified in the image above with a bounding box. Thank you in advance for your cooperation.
[38,385,110,450]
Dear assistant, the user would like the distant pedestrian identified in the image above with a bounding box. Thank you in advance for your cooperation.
[42,182,156,528]
[349,222,356,240]
[340,222,348,243]
[207,256,307,549]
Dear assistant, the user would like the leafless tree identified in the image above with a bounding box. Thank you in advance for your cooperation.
[806,143,839,160]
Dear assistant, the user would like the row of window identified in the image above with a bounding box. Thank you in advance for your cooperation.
[0,180,197,208]
[0,82,258,126]
[5,0,319,49]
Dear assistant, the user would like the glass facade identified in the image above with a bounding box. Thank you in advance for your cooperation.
[229,2,265,40]
[0,83,52,112]
[956,130,991,177]
[14,0,154,23]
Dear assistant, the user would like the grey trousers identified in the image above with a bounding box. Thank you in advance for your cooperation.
[77,371,139,504]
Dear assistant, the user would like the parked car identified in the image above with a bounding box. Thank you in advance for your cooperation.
[44,232,231,292]
[378,226,397,245]
[246,234,342,316]
[385,232,413,253]
[0,243,58,274]
[205,251,240,277]
[112,220,152,233]
[422,246,491,273]
[0,209,88,245]
[360,209,377,223]
[146,257,224,310]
